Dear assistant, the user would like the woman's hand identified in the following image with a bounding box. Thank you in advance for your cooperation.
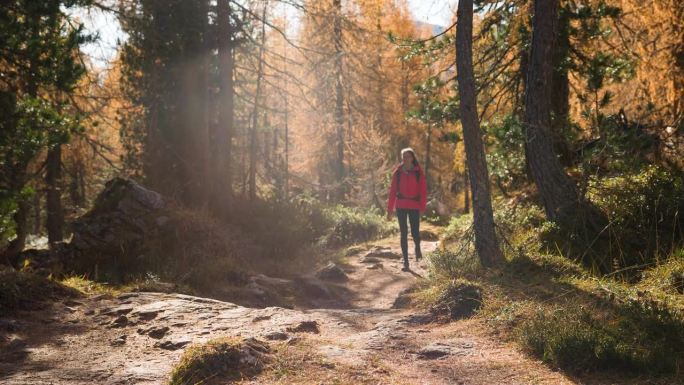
[386,211,393,221]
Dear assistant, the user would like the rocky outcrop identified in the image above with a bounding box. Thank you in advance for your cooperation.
[67,178,167,280]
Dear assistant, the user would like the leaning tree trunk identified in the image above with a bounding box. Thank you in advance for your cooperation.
[524,0,582,225]
[456,0,504,266]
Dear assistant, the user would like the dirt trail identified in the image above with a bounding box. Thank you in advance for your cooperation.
[1,234,586,385]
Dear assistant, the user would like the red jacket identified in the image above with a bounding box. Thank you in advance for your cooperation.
[387,164,428,213]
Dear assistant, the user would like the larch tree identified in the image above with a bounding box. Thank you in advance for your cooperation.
[455,0,504,266]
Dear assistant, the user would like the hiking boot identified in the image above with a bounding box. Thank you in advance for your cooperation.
[401,266,410,272]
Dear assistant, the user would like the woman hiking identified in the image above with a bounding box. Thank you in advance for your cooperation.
[386,147,428,271]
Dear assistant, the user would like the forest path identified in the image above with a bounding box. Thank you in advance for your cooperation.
[1,231,586,385]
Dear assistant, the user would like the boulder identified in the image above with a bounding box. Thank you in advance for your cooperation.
[315,263,348,281]
[66,178,167,280]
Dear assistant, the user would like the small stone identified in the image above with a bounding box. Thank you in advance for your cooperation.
[147,326,170,339]
[362,250,402,260]
[135,309,159,321]
[399,313,434,325]
[111,335,127,346]
[286,320,320,334]
[263,331,289,341]
[315,263,348,281]
[359,256,381,264]
[112,306,134,315]
[345,246,365,256]
[252,315,272,322]
[367,263,383,270]
[418,343,452,359]
[154,339,191,350]
[110,315,128,328]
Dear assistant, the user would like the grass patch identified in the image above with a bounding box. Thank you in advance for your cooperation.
[0,268,79,315]
[60,274,195,297]
[60,275,116,296]
[425,242,480,280]
[415,278,483,321]
[518,301,684,375]
[168,337,270,385]
[518,306,635,372]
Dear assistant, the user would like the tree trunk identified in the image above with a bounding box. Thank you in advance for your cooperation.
[215,0,234,213]
[333,0,345,201]
[524,0,581,225]
[456,0,504,266]
[672,1,684,121]
[284,78,290,199]
[249,3,267,201]
[176,0,210,208]
[550,4,571,164]
[69,158,86,208]
[463,164,470,214]
[46,145,64,246]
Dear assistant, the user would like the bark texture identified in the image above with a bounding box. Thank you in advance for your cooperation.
[524,0,580,225]
[456,0,504,266]
[213,0,235,213]
[46,145,64,246]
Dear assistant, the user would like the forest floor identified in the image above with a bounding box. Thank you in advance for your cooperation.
[0,229,655,385]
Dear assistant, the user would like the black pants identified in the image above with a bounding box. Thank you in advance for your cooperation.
[396,208,421,267]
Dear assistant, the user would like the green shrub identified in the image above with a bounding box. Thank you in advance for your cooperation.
[230,195,395,255]
[588,165,684,271]
[319,204,396,247]
[484,115,528,191]
[228,196,328,261]
[442,214,472,243]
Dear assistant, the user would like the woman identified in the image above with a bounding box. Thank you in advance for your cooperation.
[386,147,428,271]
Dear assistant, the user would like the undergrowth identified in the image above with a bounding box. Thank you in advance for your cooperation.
[168,337,270,385]
[0,268,79,315]
[426,183,684,378]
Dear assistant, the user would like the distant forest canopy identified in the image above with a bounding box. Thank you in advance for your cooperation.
[1,0,683,267]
